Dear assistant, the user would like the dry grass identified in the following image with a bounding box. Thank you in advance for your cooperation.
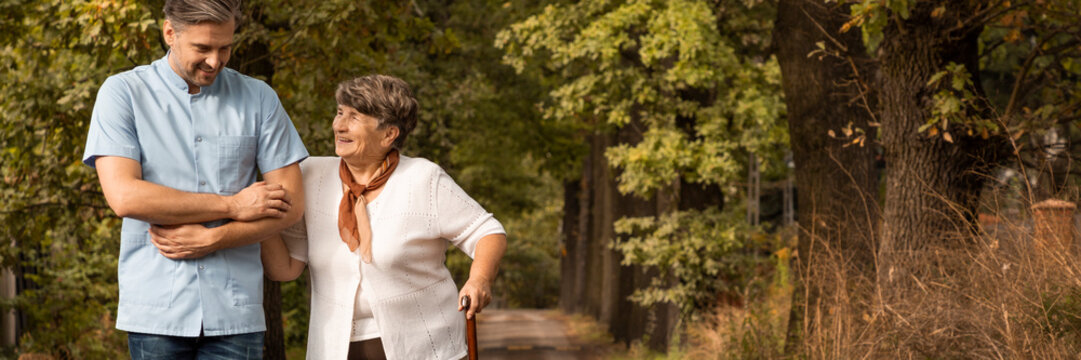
[680,195,1081,359]
[680,236,795,360]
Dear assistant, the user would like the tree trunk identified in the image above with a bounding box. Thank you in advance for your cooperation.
[261,279,285,360]
[774,0,879,352]
[559,126,681,350]
[876,3,999,300]
[559,179,581,313]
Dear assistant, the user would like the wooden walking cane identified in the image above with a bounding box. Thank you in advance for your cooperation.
[462,296,479,360]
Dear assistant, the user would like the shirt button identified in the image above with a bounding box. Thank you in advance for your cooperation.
[200,181,206,186]
[198,265,205,270]
[196,136,203,142]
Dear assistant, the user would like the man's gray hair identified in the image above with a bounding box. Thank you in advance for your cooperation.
[335,75,419,150]
[163,0,243,30]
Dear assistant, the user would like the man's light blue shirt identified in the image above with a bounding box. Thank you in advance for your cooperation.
[82,54,308,337]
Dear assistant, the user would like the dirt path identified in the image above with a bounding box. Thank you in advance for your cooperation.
[475,309,606,360]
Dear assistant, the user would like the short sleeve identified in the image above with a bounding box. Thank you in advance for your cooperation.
[281,217,309,263]
[256,85,308,173]
[434,170,506,259]
[82,76,141,168]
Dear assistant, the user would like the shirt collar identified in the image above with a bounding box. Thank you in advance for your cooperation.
[154,51,191,92]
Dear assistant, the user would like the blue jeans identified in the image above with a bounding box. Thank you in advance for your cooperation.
[128,332,264,360]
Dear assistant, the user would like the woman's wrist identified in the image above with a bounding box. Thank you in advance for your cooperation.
[466,274,492,286]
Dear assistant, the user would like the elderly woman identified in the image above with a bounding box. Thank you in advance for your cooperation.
[261,75,507,360]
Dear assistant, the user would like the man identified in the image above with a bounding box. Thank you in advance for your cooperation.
[82,0,307,358]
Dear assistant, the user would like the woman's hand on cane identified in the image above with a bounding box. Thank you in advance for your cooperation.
[458,276,491,319]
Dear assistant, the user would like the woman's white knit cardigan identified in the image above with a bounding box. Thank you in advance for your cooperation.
[282,155,505,360]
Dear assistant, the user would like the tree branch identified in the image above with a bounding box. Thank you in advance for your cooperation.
[799,6,847,53]
[1003,30,1064,118]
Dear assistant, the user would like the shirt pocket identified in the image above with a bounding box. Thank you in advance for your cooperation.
[118,232,177,307]
[216,135,258,194]
[223,243,264,306]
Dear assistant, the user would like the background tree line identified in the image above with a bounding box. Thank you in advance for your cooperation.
[2,0,1081,358]
[1,0,565,357]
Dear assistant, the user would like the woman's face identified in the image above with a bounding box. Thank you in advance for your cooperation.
[332,105,397,163]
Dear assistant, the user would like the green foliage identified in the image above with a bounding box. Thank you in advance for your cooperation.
[447,162,563,309]
[612,207,766,317]
[840,0,919,51]
[843,0,1081,147]
[499,0,786,195]
[0,0,161,356]
[1040,287,1081,340]
[487,172,563,308]
[919,62,999,142]
[280,270,310,354]
[1,0,562,356]
[499,0,787,317]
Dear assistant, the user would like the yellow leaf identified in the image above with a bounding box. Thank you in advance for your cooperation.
[928,127,939,137]
[943,132,954,143]
[1012,129,1026,141]
[840,21,854,34]
[774,247,791,261]
[1004,29,1021,43]
[828,129,836,138]
[931,6,946,18]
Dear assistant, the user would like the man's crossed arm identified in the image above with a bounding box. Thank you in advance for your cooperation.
[95,156,305,259]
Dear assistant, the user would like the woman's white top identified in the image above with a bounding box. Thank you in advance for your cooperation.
[281,155,505,360]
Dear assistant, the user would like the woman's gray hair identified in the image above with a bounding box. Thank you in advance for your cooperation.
[335,75,418,149]
[163,0,243,30]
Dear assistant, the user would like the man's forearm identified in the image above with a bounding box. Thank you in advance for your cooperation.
[213,209,303,250]
[147,163,306,259]
[96,155,279,225]
[108,178,233,225]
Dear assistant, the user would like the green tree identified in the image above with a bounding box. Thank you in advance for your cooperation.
[498,0,789,348]
[0,1,160,357]
[0,0,562,357]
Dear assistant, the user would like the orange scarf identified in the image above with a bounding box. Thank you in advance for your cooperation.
[338,149,399,263]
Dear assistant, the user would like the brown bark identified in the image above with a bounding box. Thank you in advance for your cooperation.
[559,179,581,313]
[774,0,879,352]
[876,3,1001,298]
[558,127,681,351]
[261,279,284,360]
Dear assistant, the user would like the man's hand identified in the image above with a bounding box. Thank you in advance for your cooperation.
[149,224,222,259]
[228,181,291,221]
